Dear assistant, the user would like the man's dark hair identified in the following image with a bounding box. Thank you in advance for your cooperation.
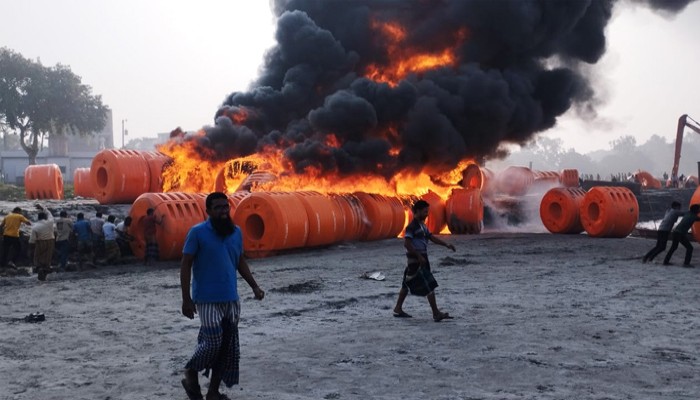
[206,192,228,211]
[12,207,21,213]
[107,215,115,223]
[146,208,154,216]
[412,200,430,212]
[37,212,47,220]
[96,212,102,218]
[77,213,84,220]
[59,211,67,217]
[690,204,700,214]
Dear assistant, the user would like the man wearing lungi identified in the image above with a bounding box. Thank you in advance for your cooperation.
[393,199,456,322]
[28,204,55,281]
[142,208,163,266]
[180,192,265,400]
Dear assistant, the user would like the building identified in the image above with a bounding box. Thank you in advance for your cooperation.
[0,110,114,185]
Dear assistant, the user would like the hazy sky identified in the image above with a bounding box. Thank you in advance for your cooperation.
[1,0,699,154]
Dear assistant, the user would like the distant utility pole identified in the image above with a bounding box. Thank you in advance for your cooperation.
[121,119,128,149]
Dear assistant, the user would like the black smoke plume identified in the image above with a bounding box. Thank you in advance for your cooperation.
[186,0,695,178]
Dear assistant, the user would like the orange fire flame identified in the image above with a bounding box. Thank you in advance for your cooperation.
[364,20,467,86]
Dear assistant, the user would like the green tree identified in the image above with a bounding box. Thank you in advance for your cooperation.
[0,48,108,164]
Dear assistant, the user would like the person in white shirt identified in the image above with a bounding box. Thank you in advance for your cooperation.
[29,204,55,281]
[102,215,120,264]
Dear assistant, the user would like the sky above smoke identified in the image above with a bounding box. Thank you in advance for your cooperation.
[1,0,698,177]
[189,0,695,178]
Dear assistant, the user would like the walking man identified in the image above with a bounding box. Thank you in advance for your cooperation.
[393,200,456,322]
[55,211,73,271]
[643,201,683,263]
[663,204,700,267]
[180,192,264,400]
[28,205,55,281]
[1,207,31,269]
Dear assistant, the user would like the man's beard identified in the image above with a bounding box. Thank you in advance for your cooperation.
[211,216,235,237]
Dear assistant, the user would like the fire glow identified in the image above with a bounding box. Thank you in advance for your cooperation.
[364,20,466,86]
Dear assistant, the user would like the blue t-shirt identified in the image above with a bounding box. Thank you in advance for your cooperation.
[73,220,92,242]
[405,219,431,254]
[183,220,242,303]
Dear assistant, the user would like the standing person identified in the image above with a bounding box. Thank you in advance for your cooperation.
[28,205,55,281]
[663,204,700,267]
[72,213,93,270]
[116,216,134,257]
[54,211,74,271]
[393,200,456,322]
[142,208,164,266]
[89,212,105,262]
[102,215,120,264]
[643,201,684,263]
[1,207,31,269]
[180,192,264,400]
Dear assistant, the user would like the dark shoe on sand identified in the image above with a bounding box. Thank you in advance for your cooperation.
[181,378,203,400]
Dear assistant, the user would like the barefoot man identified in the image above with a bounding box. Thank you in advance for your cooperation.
[180,192,265,400]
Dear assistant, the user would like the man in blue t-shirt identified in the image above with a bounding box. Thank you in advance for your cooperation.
[180,192,264,400]
[72,213,93,269]
[393,199,456,322]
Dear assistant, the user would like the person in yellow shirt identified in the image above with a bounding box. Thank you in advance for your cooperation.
[1,207,31,269]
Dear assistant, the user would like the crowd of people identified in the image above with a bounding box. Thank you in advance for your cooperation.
[0,205,162,280]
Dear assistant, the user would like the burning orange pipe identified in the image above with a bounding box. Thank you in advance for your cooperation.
[445,188,483,234]
[580,186,639,238]
[90,149,170,204]
[24,164,64,200]
[539,187,586,234]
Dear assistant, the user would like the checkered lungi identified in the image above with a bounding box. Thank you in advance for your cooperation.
[33,239,55,269]
[186,301,241,387]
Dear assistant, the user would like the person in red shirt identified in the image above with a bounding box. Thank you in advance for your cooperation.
[142,208,164,266]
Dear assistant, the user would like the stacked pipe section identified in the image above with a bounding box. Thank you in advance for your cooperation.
[540,186,638,238]
[90,149,170,204]
[24,164,64,200]
[690,186,700,242]
[73,167,93,198]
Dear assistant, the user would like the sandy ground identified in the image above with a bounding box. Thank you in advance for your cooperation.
[1,231,699,400]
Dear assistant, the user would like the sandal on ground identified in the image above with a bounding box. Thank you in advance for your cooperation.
[433,312,454,322]
[181,378,203,400]
[393,311,412,318]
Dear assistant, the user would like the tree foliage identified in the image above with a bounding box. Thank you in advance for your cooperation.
[0,47,108,164]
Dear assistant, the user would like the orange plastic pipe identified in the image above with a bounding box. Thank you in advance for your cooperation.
[580,186,639,238]
[73,168,93,198]
[232,192,309,253]
[128,192,207,260]
[560,169,580,187]
[24,164,64,200]
[445,188,483,234]
[539,187,586,234]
